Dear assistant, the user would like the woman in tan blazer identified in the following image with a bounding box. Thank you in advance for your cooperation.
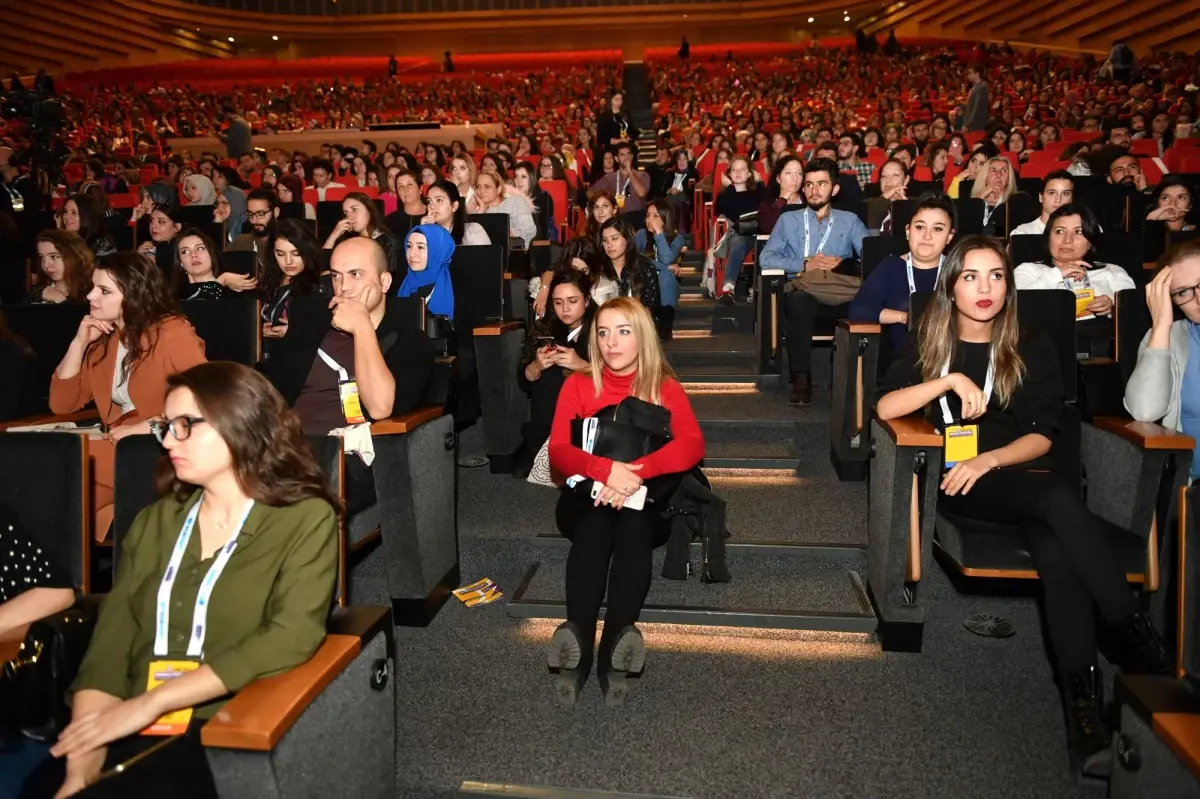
[51,252,207,539]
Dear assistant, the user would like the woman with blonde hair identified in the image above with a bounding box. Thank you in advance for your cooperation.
[970,156,1018,233]
[471,167,538,248]
[876,236,1168,778]
[448,154,478,210]
[547,298,704,707]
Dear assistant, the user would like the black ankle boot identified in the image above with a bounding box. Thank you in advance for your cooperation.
[1108,613,1172,676]
[597,625,646,707]
[547,622,591,706]
[1063,666,1111,779]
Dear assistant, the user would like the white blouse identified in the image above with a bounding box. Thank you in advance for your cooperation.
[111,341,136,414]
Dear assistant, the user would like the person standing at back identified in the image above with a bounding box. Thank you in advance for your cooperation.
[962,65,990,133]
[218,113,252,162]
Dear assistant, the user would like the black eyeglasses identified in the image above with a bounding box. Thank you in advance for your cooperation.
[1171,282,1200,306]
[150,415,207,443]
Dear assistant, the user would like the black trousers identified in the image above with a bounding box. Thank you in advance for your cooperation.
[521,366,568,458]
[344,453,377,517]
[784,291,848,375]
[939,469,1139,674]
[555,491,669,673]
[22,720,216,799]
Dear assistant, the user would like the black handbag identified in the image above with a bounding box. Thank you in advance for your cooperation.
[568,396,679,505]
[3,599,98,741]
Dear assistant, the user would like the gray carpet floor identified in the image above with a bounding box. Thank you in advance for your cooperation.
[365,384,1105,799]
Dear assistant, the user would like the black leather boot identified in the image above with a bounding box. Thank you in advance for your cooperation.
[546,622,591,706]
[1108,613,1172,676]
[596,625,646,708]
[1062,666,1111,780]
[789,372,812,406]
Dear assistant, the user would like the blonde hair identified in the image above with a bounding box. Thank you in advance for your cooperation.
[584,298,676,405]
[970,157,1018,203]
[450,154,477,188]
[727,156,759,189]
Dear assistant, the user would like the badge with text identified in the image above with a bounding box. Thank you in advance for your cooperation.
[338,379,367,425]
[943,424,979,469]
[141,660,200,735]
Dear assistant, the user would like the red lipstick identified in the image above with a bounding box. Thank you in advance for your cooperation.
[976,299,994,309]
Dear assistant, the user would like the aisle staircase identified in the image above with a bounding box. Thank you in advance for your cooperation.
[621,62,660,168]
[506,252,877,635]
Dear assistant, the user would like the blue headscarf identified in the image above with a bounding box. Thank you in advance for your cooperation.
[398,224,455,319]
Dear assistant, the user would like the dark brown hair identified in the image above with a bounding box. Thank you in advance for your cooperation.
[89,252,182,380]
[34,229,94,302]
[156,362,342,511]
[171,226,226,295]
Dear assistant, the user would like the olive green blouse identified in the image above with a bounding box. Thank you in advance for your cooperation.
[72,491,338,719]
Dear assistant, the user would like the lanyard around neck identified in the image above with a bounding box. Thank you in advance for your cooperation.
[938,349,995,426]
[154,494,255,658]
[803,209,834,259]
[906,254,944,295]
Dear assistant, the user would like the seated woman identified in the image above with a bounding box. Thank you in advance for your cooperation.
[876,236,1168,778]
[421,181,491,247]
[136,203,183,278]
[635,199,685,339]
[599,218,660,313]
[850,193,956,361]
[1124,240,1200,469]
[322,192,401,277]
[866,158,912,232]
[969,156,1017,234]
[947,144,992,199]
[1014,203,1136,357]
[38,362,338,798]
[384,169,428,239]
[757,154,802,236]
[212,187,247,246]
[471,168,538,250]
[583,190,617,243]
[657,149,698,229]
[1146,175,1196,233]
[513,270,594,478]
[261,218,326,340]
[513,162,556,243]
[49,253,207,539]
[547,298,704,706]
[172,227,234,301]
[448,154,477,211]
[274,173,316,221]
[182,174,217,208]
[715,156,766,302]
[60,194,117,258]
[27,229,93,305]
[397,224,455,322]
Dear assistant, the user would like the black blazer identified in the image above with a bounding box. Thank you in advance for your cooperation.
[596,112,638,152]
[259,295,435,418]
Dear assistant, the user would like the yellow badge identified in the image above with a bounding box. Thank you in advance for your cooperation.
[338,379,367,425]
[615,193,626,210]
[141,660,199,735]
[1073,287,1095,318]
[944,424,979,469]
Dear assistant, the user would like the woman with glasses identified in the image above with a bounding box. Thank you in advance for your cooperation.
[49,253,207,540]
[37,362,337,799]
[1126,240,1200,475]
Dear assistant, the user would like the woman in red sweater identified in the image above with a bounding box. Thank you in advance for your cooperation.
[547,297,705,707]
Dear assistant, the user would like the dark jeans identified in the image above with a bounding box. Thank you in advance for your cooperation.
[784,291,849,375]
[939,469,1139,674]
[22,720,216,799]
[555,491,670,674]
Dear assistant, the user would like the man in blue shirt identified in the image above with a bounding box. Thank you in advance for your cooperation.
[761,158,869,405]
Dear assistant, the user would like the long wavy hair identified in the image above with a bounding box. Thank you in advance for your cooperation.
[916,236,1025,407]
[261,218,324,301]
[90,252,182,381]
[171,226,226,295]
[640,199,676,262]
[584,297,676,405]
[598,217,646,299]
[35,229,94,302]
[155,362,342,512]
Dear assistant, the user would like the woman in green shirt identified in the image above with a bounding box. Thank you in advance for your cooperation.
[43,362,340,798]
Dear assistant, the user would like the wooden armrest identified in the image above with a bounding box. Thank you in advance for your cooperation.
[201,634,360,751]
[1092,417,1196,451]
[1153,713,1200,781]
[0,623,31,663]
[838,320,882,335]
[0,410,101,432]
[472,321,524,336]
[502,272,513,280]
[1143,261,1159,271]
[531,240,550,248]
[370,406,442,435]
[878,413,942,447]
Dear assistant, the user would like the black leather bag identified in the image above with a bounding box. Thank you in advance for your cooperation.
[3,600,98,741]
[568,396,679,505]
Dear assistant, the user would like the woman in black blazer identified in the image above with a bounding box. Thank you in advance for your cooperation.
[596,92,639,155]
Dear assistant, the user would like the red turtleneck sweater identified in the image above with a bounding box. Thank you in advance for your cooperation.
[549,368,705,485]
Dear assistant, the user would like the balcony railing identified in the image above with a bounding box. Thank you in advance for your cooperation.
[181,0,731,12]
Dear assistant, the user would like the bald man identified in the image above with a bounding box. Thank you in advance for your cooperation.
[261,236,435,513]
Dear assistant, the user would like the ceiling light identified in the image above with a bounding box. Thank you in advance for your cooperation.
[227,36,235,42]
[808,16,815,22]
[272,35,279,41]
[844,15,851,21]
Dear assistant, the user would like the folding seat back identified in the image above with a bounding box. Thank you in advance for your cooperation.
[1099,229,1147,289]
[1006,192,1041,233]
[0,303,88,408]
[180,297,262,366]
[862,235,905,280]
[1009,233,1048,267]
[316,201,343,236]
[222,249,259,278]
[278,201,307,222]
[538,179,568,239]
[953,198,986,236]
[467,211,511,269]
[179,205,216,228]
[449,244,505,330]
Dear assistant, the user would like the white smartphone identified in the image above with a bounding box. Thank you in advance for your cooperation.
[590,482,647,511]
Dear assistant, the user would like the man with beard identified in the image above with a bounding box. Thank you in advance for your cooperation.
[760,158,868,406]
[1102,147,1152,194]
[910,119,931,155]
[228,188,279,273]
[836,132,873,189]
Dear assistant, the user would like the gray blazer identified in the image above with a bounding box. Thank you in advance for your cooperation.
[963,82,990,132]
[1124,320,1189,432]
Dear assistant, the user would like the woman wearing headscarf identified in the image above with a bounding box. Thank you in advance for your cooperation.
[214,186,247,246]
[397,223,455,320]
[183,174,218,207]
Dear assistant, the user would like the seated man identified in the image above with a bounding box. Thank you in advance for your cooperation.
[590,142,651,222]
[760,157,869,406]
[1011,169,1074,236]
[227,187,279,274]
[261,237,435,513]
